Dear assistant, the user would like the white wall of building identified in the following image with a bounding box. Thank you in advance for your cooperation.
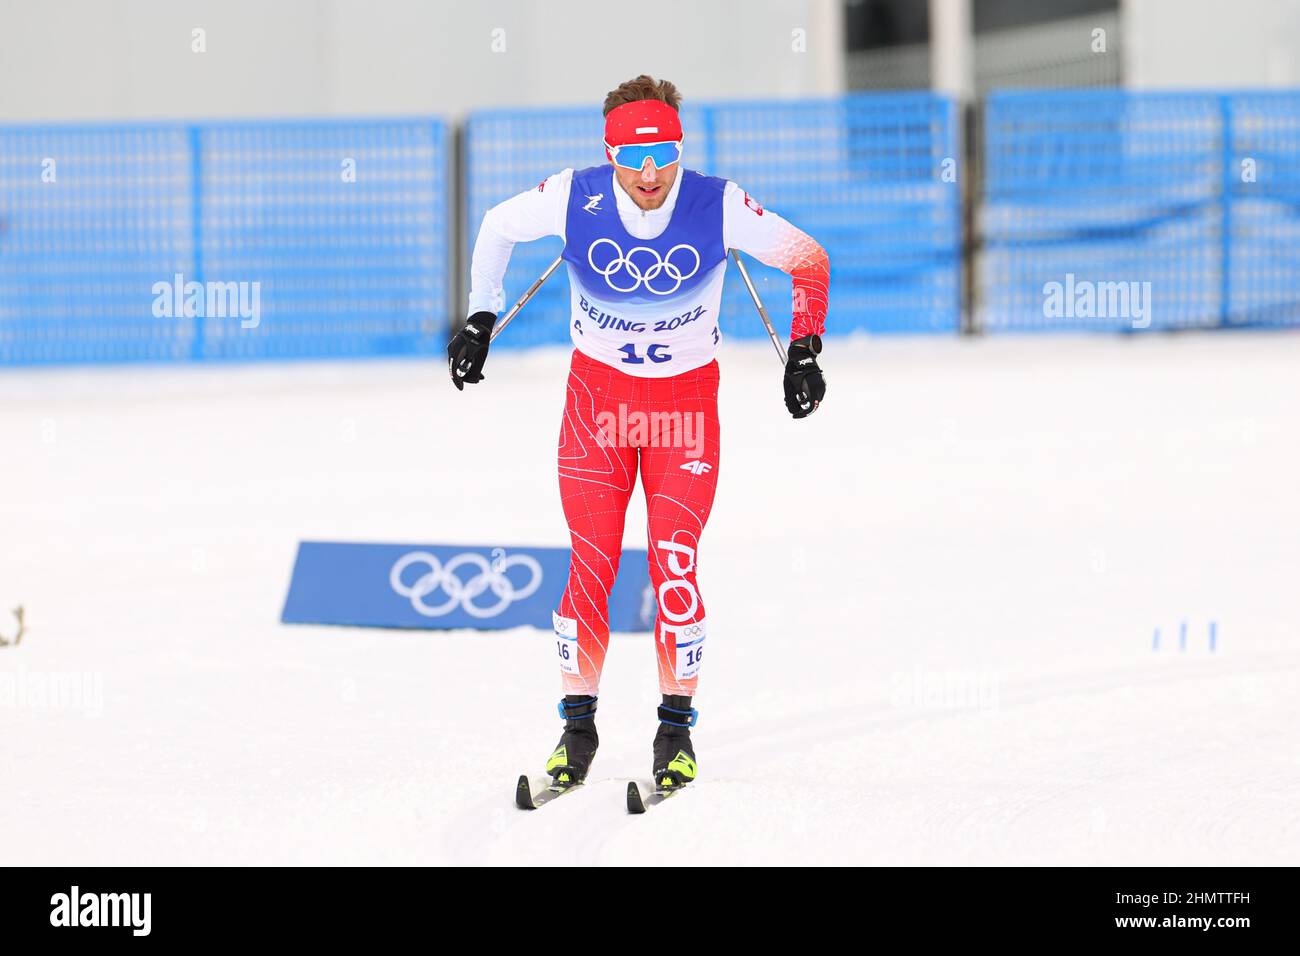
[0,0,845,122]
[1124,0,1300,88]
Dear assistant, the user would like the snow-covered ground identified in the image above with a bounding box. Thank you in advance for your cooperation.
[2,332,1298,865]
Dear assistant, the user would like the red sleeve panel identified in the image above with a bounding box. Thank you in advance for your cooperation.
[724,183,830,341]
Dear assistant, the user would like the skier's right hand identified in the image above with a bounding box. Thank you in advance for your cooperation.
[448,311,496,391]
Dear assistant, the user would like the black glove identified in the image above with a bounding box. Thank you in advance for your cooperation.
[447,311,496,391]
[783,334,825,418]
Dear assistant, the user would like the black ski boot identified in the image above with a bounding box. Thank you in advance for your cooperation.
[652,694,698,790]
[546,695,598,786]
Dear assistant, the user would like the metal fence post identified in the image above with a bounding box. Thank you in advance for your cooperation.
[450,118,466,338]
[961,97,981,335]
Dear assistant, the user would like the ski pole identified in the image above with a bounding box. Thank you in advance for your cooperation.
[488,255,564,344]
[729,249,788,365]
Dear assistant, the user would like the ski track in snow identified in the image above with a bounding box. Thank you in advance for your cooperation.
[1,332,1298,865]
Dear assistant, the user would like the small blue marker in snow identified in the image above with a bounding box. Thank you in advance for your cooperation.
[1152,627,1160,652]
[1209,620,1217,653]
[1179,620,1187,652]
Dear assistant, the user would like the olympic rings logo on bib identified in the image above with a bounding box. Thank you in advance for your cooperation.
[587,238,700,295]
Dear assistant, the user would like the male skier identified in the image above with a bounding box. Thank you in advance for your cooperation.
[448,75,829,794]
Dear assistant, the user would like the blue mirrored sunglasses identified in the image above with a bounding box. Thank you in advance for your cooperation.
[606,139,683,171]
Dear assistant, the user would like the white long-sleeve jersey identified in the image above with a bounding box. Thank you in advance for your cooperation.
[468,166,828,377]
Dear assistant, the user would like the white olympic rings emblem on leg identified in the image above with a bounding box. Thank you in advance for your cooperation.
[587,238,700,295]
[389,551,543,618]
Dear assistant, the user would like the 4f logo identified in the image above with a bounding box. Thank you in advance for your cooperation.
[680,459,711,475]
[743,192,763,216]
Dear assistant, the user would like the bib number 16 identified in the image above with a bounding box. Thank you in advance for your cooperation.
[619,343,671,365]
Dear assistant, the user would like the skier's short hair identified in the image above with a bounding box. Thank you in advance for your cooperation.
[603,75,682,116]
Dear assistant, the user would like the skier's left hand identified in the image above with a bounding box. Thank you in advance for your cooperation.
[783,334,825,418]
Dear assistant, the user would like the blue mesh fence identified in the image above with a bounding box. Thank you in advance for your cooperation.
[981,89,1300,331]
[4,91,1297,368]
[0,118,447,365]
[1226,92,1300,327]
[0,124,196,363]
[464,92,961,348]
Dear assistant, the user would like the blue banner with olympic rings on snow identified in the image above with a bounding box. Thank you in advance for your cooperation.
[281,541,655,632]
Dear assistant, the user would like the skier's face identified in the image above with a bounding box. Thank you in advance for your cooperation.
[614,154,678,211]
